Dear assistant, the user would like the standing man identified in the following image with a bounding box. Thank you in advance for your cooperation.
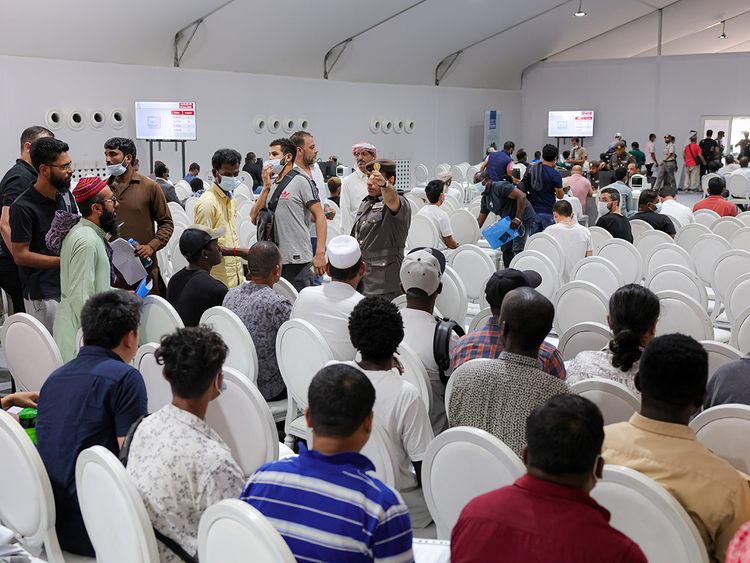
[340,142,377,234]
[242,152,262,191]
[566,138,588,167]
[351,160,411,302]
[657,134,677,190]
[699,130,718,177]
[10,138,78,331]
[567,165,593,211]
[104,137,173,295]
[521,144,564,233]
[645,133,657,177]
[153,161,179,204]
[54,178,119,362]
[194,148,245,289]
[629,142,646,171]
[683,133,705,192]
[482,141,515,181]
[0,126,54,313]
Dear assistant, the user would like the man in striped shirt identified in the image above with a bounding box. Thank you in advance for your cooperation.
[240,364,414,562]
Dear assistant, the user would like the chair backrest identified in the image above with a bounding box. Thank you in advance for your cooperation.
[689,234,732,285]
[359,420,397,488]
[595,238,643,284]
[552,281,609,337]
[407,214,440,249]
[509,250,560,300]
[655,290,713,341]
[701,172,719,195]
[235,183,253,201]
[170,242,189,278]
[1,313,63,392]
[198,499,296,563]
[629,218,654,243]
[184,196,198,222]
[711,249,750,304]
[525,233,565,278]
[645,264,708,310]
[421,426,525,540]
[700,340,743,381]
[723,272,750,325]
[689,403,750,473]
[0,410,64,561]
[448,244,495,303]
[557,322,613,362]
[168,201,189,223]
[206,367,279,476]
[75,446,160,563]
[395,342,431,411]
[570,256,623,297]
[569,377,639,425]
[727,173,750,199]
[729,226,750,252]
[694,208,720,228]
[238,199,253,221]
[711,216,745,240]
[664,213,683,231]
[135,343,172,413]
[200,306,259,384]
[730,305,750,352]
[589,225,613,253]
[435,265,468,323]
[591,466,709,563]
[468,307,493,333]
[644,243,695,276]
[636,229,677,267]
[273,277,299,304]
[138,295,184,346]
[449,209,481,245]
[276,319,334,409]
[675,222,712,252]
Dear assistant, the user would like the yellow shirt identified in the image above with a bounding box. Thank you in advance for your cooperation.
[194,184,245,288]
[603,413,750,563]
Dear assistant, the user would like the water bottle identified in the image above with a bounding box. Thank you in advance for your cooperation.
[127,238,153,269]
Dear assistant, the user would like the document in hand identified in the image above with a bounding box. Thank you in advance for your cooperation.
[110,238,148,285]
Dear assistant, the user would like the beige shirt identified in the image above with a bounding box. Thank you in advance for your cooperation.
[603,413,750,562]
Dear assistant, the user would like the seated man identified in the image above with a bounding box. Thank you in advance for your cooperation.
[291,234,365,360]
[452,269,566,381]
[347,296,434,527]
[545,199,592,278]
[417,180,458,250]
[658,185,694,225]
[595,187,634,243]
[448,287,569,456]
[603,334,750,561]
[242,364,414,562]
[451,395,646,563]
[693,177,738,217]
[560,177,583,222]
[399,247,458,434]
[704,352,750,409]
[630,189,676,237]
[327,176,342,207]
[223,241,291,401]
[718,155,740,177]
[126,326,243,563]
[166,225,228,326]
[609,167,634,216]
[36,291,146,556]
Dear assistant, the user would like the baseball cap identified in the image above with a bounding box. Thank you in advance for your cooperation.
[400,247,446,296]
[484,268,542,308]
[326,235,361,269]
[179,224,225,259]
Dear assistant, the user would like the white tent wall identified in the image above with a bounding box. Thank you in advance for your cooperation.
[0,55,520,179]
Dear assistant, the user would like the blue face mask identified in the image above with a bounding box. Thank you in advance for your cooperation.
[106,160,127,177]
[655,203,663,213]
[218,175,240,192]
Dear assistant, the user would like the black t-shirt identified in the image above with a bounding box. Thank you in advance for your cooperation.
[242,162,263,189]
[166,268,228,326]
[481,179,536,224]
[0,159,37,261]
[630,211,676,236]
[9,186,77,300]
[699,138,718,160]
[596,212,633,243]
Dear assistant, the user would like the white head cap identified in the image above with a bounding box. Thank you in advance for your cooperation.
[326,235,362,269]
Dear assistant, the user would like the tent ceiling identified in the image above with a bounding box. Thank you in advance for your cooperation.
[0,0,746,89]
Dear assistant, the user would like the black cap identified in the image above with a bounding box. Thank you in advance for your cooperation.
[485,268,542,308]
[179,225,224,260]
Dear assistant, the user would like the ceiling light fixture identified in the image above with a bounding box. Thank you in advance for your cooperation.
[718,20,727,39]
[574,0,586,17]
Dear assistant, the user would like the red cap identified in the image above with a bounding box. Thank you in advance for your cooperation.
[72,176,108,203]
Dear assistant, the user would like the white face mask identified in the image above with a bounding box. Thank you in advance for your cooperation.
[597,201,611,216]
[218,175,240,192]
[267,158,284,177]
[106,160,128,177]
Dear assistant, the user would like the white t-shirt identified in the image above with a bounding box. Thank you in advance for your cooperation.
[659,198,695,225]
[417,204,453,245]
[340,168,369,233]
[291,281,364,360]
[562,193,583,223]
[545,221,593,277]
[645,141,656,165]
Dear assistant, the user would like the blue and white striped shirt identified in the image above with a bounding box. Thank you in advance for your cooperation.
[240,444,414,562]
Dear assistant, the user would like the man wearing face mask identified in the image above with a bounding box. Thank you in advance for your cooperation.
[351,160,411,301]
[104,137,173,295]
[54,177,119,362]
[340,142,377,234]
[10,138,78,331]
[194,148,245,288]
[594,187,633,243]
[629,189,676,238]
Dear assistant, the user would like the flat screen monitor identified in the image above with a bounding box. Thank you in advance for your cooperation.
[135,101,197,141]
[548,110,594,138]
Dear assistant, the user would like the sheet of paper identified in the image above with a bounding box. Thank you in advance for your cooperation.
[413,538,451,563]
[110,238,147,286]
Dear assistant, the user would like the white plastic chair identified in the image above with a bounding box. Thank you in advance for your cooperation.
[731,305,750,352]
[135,343,171,413]
[421,426,525,540]
[689,404,750,473]
[448,244,495,303]
[700,340,743,380]
[75,327,84,354]
[168,201,189,224]
[468,307,493,333]
[184,196,198,222]
[525,233,565,280]
[360,420,397,488]
[509,250,560,301]
[570,256,623,298]
[138,295,184,346]
[711,216,745,241]
[675,223,712,252]
[726,174,750,206]
[629,218,654,243]
[198,499,295,563]
[689,234,732,286]
[711,250,750,307]
[664,213,684,232]
[238,219,255,248]
[655,290,713,341]
[552,281,610,337]
[636,229,676,270]
[200,307,258,384]
[569,378,639,425]
[414,164,429,185]
[273,277,299,304]
[558,322,613,362]
[645,264,708,311]
[595,239,643,284]
[75,446,159,563]
[729,226,750,252]
[591,466,709,563]
[407,215,440,249]
[435,265,468,324]
[589,225,613,253]
[738,211,750,225]
[694,209,721,228]
[1,313,63,392]
[723,273,750,325]
[644,243,695,276]
[701,173,719,195]
[449,209,481,245]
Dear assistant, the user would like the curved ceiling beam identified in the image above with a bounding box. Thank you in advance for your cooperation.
[173,0,236,68]
[323,0,429,79]
[433,0,572,86]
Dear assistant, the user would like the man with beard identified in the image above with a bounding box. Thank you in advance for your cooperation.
[54,177,119,361]
[340,142,377,233]
[9,138,78,331]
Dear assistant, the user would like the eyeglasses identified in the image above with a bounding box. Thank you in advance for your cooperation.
[46,162,74,171]
[105,195,118,204]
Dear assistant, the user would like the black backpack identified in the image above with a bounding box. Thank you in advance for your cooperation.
[433,317,465,385]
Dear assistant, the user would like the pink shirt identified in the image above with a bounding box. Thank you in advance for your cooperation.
[693,195,737,217]
[567,173,592,210]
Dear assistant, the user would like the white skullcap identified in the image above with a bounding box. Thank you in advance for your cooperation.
[437,171,452,184]
[326,235,362,269]
[352,142,377,156]
[562,176,570,188]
